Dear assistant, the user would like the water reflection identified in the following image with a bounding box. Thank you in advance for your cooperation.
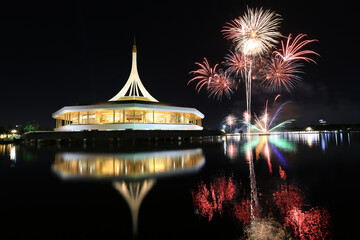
[225,135,296,172]
[225,131,352,158]
[192,175,332,239]
[0,144,17,166]
[53,149,204,179]
[280,131,352,150]
[194,133,334,239]
[53,148,205,237]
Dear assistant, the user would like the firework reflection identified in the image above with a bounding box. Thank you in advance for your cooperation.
[192,134,333,238]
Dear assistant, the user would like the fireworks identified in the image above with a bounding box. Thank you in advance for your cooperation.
[263,56,303,92]
[222,7,282,56]
[207,70,235,100]
[224,50,246,79]
[225,114,237,126]
[188,58,219,92]
[274,34,319,63]
[189,58,235,99]
[243,111,251,123]
[224,114,237,133]
[262,34,319,91]
[251,100,295,133]
[188,7,318,132]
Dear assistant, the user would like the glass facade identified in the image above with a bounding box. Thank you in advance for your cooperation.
[55,109,202,128]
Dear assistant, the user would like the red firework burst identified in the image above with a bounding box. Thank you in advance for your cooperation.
[207,70,236,100]
[188,58,219,92]
[224,50,247,79]
[263,56,303,92]
[274,34,319,63]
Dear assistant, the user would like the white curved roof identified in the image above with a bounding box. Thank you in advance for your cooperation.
[52,102,204,119]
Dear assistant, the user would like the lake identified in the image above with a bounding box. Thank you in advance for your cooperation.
[1,131,359,239]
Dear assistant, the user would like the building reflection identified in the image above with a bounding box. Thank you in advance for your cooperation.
[53,149,204,179]
[53,148,205,237]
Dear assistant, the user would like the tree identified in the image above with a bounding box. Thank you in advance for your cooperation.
[23,121,39,133]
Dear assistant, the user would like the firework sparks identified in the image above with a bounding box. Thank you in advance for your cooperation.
[243,111,251,124]
[250,100,294,133]
[225,114,237,133]
[188,58,219,92]
[263,56,303,92]
[274,34,319,63]
[225,114,237,127]
[222,7,282,56]
[189,58,235,100]
[224,50,246,79]
[274,94,281,102]
[207,70,235,100]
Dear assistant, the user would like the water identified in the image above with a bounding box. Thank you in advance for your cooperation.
[0,132,359,239]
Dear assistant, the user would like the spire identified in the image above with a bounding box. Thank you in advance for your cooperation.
[132,36,136,52]
[109,40,158,102]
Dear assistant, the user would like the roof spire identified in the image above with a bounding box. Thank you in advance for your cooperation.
[132,36,136,52]
[108,38,158,102]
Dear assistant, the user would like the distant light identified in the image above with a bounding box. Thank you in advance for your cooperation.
[305,127,313,131]
[11,129,17,134]
[319,119,326,125]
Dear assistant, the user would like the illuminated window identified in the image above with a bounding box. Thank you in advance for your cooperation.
[79,112,88,124]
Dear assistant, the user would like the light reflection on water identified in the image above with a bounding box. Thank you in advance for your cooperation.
[53,149,205,179]
[0,132,357,239]
[0,144,17,167]
[194,132,348,239]
[224,131,352,160]
[53,148,205,237]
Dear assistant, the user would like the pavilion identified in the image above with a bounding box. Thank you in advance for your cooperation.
[52,42,204,131]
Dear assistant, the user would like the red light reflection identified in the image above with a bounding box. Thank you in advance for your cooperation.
[275,184,332,239]
[279,166,287,181]
[192,179,332,239]
[285,206,331,239]
[192,177,236,221]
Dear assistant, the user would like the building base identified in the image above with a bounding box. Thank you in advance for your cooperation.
[54,123,203,132]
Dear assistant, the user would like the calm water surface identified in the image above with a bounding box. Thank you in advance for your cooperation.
[1,132,359,239]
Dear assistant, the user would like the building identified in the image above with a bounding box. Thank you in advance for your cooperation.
[52,42,204,131]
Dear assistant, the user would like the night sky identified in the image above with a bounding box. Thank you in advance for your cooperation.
[0,0,359,129]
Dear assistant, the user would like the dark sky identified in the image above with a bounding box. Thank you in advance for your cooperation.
[0,0,359,129]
